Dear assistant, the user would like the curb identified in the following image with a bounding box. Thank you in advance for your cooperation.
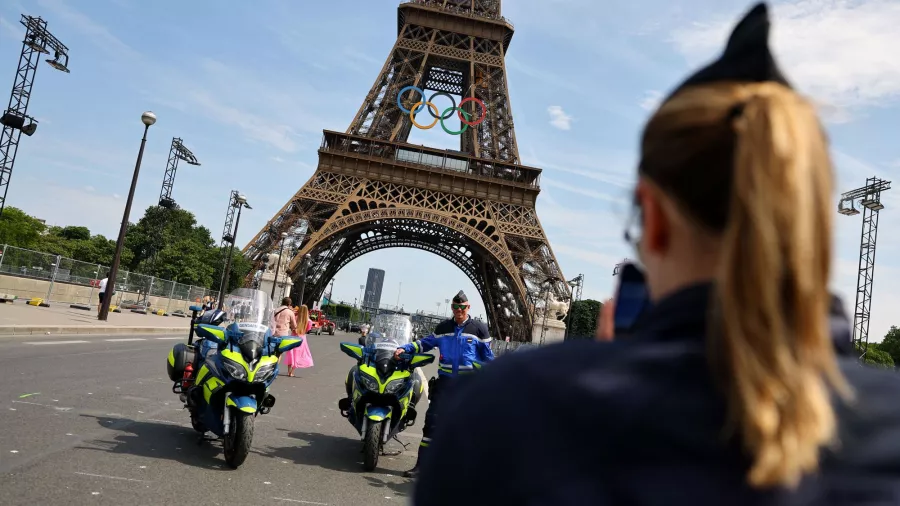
[0,326,188,337]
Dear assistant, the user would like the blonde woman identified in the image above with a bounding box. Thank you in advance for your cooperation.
[412,3,900,503]
[282,303,314,377]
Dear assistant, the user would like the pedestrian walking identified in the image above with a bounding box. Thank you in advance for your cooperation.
[96,271,111,316]
[282,303,314,376]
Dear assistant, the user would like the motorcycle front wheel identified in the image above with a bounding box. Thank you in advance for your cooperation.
[224,408,254,469]
[363,421,382,471]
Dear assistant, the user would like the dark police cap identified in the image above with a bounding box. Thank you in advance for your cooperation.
[452,290,468,304]
[663,2,792,104]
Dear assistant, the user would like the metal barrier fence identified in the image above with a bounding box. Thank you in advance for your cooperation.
[0,244,216,312]
[491,339,534,357]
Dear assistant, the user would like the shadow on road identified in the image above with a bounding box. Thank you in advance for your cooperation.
[263,428,414,497]
[75,414,228,470]
[363,475,414,499]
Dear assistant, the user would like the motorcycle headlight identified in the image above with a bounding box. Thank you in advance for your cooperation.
[253,363,276,383]
[384,378,407,395]
[358,372,379,392]
[221,357,248,380]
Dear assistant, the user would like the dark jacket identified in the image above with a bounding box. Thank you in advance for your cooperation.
[414,283,900,505]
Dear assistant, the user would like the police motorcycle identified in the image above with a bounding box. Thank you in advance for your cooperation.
[165,288,304,468]
[337,314,434,471]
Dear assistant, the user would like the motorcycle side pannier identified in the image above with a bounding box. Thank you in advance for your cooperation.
[166,342,195,381]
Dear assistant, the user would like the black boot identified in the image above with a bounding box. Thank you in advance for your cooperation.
[404,452,422,478]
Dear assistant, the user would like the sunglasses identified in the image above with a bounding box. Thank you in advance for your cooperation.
[451,304,469,310]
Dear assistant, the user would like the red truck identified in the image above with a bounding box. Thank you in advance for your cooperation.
[308,309,336,335]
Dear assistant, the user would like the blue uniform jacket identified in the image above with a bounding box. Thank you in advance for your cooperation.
[402,317,494,377]
[414,283,900,505]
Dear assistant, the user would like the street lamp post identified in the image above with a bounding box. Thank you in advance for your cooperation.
[358,284,364,309]
[217,193,250,310]
[270,231,288,301]
[99,111,156,321]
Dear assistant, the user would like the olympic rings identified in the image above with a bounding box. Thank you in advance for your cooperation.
[427,92,457,120]
[458,97,487,126]
[397,86,426,114]
[398,86,488,135]
[410,101,440,130]
[441,108,471,135]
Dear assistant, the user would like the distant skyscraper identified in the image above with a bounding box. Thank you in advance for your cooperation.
[363,268,385,310]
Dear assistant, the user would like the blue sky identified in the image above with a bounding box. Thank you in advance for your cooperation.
[1,0,897,340]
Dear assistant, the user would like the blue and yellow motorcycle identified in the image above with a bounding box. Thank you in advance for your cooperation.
[165,288,303,468]
[338,314,434,471]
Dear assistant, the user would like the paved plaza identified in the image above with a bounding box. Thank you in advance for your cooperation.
[0,300,192,335]
[0,329,430,505]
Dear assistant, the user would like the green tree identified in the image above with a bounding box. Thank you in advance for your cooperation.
[858,342,895,369]
[155,239,217,287]
[3,206,250,293]
[124,206,222,283]
[564,299,603,338]
[208,246,253,294]
[877,326,900,366]
[0,207,46,248]
[58,226,90,241]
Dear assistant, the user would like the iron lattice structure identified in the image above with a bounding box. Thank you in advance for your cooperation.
[0,15,69,217]
[569,274,584,303]
[158,137,200,209]
[215,190,241,292]
[838,176,892,357]
[242,0,569,341]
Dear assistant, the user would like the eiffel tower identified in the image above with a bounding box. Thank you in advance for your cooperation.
[243,0,569,341]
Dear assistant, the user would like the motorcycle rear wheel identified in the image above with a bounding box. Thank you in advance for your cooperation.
[224,408,254,469]
[363,422,382,471]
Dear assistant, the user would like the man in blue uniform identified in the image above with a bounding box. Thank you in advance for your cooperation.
[393,290,494,478]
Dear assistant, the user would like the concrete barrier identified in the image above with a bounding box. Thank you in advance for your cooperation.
[0,325,185,336]
[0,273,201,313]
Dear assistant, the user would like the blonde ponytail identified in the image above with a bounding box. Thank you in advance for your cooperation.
[713,82,851,487]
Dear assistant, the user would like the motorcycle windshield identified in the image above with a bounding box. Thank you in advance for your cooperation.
[222,288,274,362]
[364,315,413,376]
[366,314,413,348]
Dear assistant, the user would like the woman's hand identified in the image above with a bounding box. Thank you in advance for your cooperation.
[596,298,615,342]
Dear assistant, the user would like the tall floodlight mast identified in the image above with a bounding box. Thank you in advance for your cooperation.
[0,15,70,217]
[837,176,892,359]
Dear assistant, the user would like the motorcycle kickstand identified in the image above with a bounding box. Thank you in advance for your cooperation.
[197,433,219,446]
[381,436,408,457]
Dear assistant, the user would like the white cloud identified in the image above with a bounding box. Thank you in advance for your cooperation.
[639,90,663,111]
[36,0,142,61]
[7,181,126,237]
[547,106,574,130]
[541,178,627,206]
[0,16,20,40]
[668,0,900,120]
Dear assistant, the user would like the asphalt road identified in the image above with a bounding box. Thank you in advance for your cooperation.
[0,330,434,505]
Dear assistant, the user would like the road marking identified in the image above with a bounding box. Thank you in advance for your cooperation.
[22,340,89,345]
[11,400,73,411]
[271,499,328,505]
[104,338,146,342]
[74,471,149,483]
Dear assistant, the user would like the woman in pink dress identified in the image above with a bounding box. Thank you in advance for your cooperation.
[277,301,314,377]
